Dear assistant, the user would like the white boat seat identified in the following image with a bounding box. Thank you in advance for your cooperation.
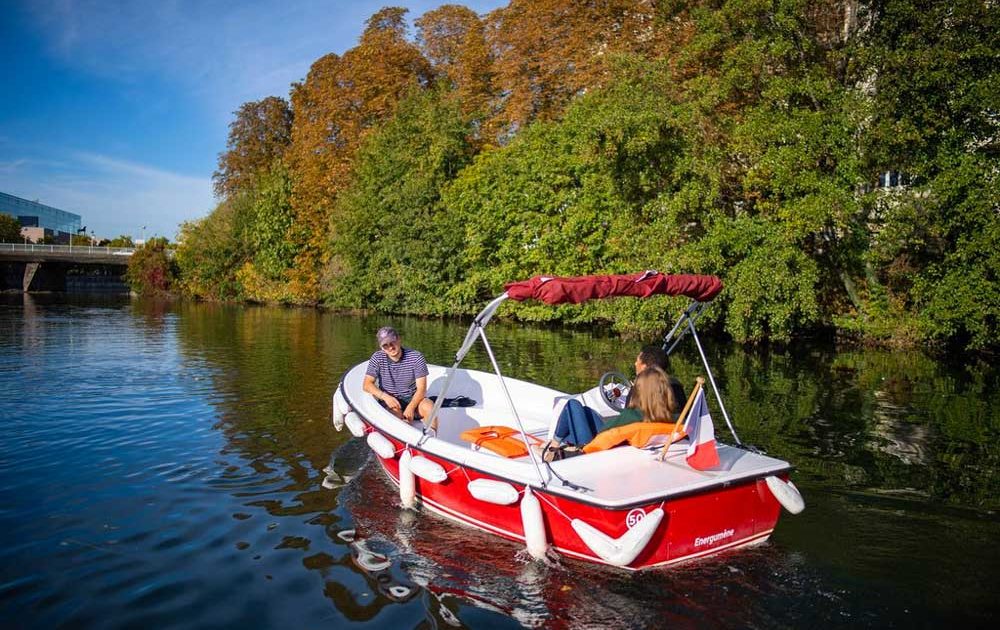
[425,408,482,444]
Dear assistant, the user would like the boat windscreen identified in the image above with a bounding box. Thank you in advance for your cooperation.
[504,271,723,305]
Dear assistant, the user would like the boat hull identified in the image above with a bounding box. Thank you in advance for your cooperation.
[366,425,783,570]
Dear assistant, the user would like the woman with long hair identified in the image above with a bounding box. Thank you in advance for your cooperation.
[541,367,679,460]
[627,366,677,423]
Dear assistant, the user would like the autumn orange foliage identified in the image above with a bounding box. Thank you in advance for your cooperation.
[285,8,432,302]
[485,0,663,137]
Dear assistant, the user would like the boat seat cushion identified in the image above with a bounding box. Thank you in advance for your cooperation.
[582,421,685,454]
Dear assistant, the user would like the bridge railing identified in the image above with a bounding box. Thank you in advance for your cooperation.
[0,243,136,256]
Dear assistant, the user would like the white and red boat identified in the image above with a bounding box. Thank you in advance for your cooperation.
[332,272,804,570]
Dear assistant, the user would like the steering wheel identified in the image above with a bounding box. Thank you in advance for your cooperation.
[598,371,632,410]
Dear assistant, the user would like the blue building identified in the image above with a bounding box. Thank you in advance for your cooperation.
[0,191,82,242]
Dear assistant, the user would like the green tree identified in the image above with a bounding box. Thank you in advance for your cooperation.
[246,160,297,281]
[236,160,299,303]
[633,0,868,342]
[441,63,686,327]
[176,159,298,303]
[329,88,474,314]
[0,214,21,242]
[213,96,293,199]
[175,196,252,300]
[853,0,1000,349]
[107,235,135,247]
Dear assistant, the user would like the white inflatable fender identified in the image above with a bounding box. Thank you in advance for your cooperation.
[520,487,548,560]
[399,450,416,509]
[765,476,805,514]
[571,507,663,567]
[408,456,447,483]
[366,432,396,459]
[344,411,366,438]
[467,478,519,505]
[334,389,351,416]
[331,389,349,431]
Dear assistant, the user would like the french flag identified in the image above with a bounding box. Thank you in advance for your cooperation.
[685,389,720,470]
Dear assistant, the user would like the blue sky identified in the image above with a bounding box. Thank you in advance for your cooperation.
[0,0,504,240]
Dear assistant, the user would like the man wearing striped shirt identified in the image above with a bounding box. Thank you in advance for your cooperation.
[363,326,434,423]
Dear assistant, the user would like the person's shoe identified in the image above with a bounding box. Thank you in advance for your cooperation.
[540,443,582,462]
[531,440,557,461]
[542,443,562,463]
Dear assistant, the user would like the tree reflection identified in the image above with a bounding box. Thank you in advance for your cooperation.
[164,303,999,626]
[174,303,999,515]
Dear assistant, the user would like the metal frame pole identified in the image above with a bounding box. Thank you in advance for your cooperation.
[687,320,741,445]
[417,291,549,486]
[663,302,706,356]
[421,294,509,439]
[477,330,549,486]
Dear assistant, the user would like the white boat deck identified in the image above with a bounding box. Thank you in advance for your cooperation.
[341,363,791,508]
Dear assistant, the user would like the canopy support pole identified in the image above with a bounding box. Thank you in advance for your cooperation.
[422,359,461,439]
[477,330,550,487]
[419,293,549,487]
[422,294,511,442]
[688,319,741,445]
[662,301,704,356]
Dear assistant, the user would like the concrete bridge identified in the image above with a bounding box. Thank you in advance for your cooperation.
[0,243,135,292]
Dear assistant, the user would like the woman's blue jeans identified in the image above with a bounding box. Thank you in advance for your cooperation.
[553,399,603,446]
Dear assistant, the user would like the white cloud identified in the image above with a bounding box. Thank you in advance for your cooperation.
[7,1,506,239]
[26,0,504,119]
[0,159,32,174]
[25,1,349,120]
[0,150,213,240]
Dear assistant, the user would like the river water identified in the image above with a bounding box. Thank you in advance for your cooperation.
[1,295,997,629]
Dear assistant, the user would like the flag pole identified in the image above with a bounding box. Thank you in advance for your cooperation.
[659,377,704,461]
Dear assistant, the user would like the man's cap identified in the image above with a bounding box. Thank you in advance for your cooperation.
[376,326,399,346]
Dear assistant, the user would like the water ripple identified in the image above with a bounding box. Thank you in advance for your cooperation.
[1,297,997,629]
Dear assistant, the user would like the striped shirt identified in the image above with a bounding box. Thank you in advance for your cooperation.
[365,347,429,399]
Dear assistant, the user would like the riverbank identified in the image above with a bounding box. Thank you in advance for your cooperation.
[151,288,990,355]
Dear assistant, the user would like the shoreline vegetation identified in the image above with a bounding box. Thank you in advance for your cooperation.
[135,1,998,350]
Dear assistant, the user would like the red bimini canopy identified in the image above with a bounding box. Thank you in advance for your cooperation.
[504,271,723,305]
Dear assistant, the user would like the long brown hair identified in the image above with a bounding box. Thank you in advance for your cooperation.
[628,367,677,422]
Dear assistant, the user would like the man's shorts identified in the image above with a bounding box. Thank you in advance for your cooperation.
[379,394,423,420]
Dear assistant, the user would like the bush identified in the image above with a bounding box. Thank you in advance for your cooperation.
[127,237,178,296]
[0,214,21,243]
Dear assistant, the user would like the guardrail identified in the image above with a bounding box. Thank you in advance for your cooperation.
[0,243,136,256]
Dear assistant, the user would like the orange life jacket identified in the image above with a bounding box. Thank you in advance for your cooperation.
[460,425,542,458]
[582,421,685,454]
